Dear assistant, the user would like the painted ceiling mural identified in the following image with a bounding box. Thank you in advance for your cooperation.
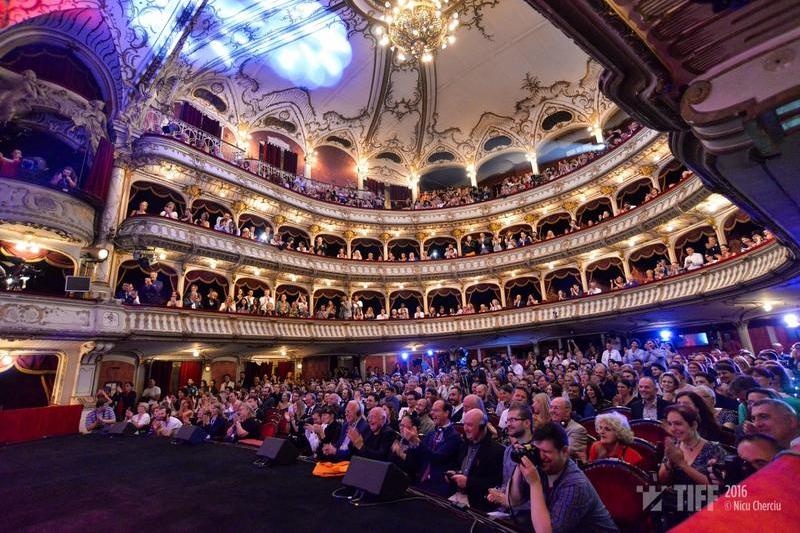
[2,0,614,183]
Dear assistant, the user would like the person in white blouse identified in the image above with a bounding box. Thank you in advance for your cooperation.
[159,201,179,219]
[683,246,705,271]
[127,402,151,431]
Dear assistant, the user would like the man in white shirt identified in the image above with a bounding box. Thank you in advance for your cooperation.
[141,378,161,402]
[587,281,602,295]
[413,307,425,319]
[601,340,622,366]
[683,246,705,271]
[152,407,182,437]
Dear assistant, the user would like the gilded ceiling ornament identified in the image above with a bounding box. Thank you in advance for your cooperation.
[562,201,578,212]
[343,229,356,240]
[380,231,393,242]
[600,185,616,196]
[415,231,429,242]
[451,228,464,238]
[639,164,657,176]
[488,222,502,233]
[309,224,321,235]
[273,214,287,226]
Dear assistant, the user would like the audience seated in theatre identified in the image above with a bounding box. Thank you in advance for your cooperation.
[518,422,618,533]
[348,407,397,461]
[550,397,587,462]
[588,412,644,468]
[447,408,504,511]
[152,406,183,437]
[404,399,463,496]
[126,402,152,432]
[85,398,117,432]
[629,376,672,420]
[749,399,800,449]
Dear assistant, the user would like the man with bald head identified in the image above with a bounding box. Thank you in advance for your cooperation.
[550,397,587,462]
[405,399,464,496]
[348,407,398,462]
[448,409,504,510]
[323,399,369,461]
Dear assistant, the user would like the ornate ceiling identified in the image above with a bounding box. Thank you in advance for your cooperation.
[4,0,613,181]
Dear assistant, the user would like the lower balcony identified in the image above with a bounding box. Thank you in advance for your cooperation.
[0,240,791,346]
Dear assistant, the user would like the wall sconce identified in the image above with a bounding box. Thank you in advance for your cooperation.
[525,152,539,175]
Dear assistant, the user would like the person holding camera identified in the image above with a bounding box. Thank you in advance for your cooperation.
[517,422,618,533]
[446,409,504,511]
[709,433,785,486]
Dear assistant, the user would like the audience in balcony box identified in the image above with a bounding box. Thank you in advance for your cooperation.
[683,246,705,271]
[214,212,236,234]
[129,201,148,216]
[183,284,203,309]
[49,166,78,191]
[159,201,179,219]
[0,149,23,177]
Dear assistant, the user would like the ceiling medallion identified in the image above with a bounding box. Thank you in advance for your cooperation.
[374,0,460,63]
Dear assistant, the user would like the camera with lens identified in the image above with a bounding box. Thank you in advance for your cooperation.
[711,455,754,486]
[510,443,542,466]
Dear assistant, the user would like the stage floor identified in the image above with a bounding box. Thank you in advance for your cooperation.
[0,435,507,532]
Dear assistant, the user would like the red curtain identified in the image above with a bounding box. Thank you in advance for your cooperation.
[283,151,298,174]
[83,137,113,202]
[178,361,201,387]
[178,102,204,129]
[148,360,173,396]
[276,361,293,379]
[389,184,411,201]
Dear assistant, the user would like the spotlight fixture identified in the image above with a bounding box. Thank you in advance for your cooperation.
[659,329,673,341]
[784,313,799,328]
[81,246,110,262]
[401,352,409,360]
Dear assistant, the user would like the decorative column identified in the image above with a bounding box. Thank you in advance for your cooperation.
[499,283,507,307]
[639,163,659,190]
[488,222,501,238]
[707,217,727,246]
[460,286,467,308]
[621,253,633,281]
[736,321,754,353]
[175,263,186,297]
[91,155,130,298]
[422,290,430,315]
[380,232,391,260]
[538,273,548,302]
[563,200,578,222]
[231,200,247,228]
[579,263,589,294]
[600,185,619,215]
[384,289,391,313]
[666,238,679,265]
[408,173,420,203]
[416,231,428,258]
[524,213,538,238]
[184,184,202,214]
[452,228,464,256]
[343,229,355,258]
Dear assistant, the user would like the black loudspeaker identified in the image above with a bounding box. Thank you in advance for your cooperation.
[342,456,410,500]
[256,437,299,465]
[65,275,91,292]
[108,422,135,436]
[174,425,207,444]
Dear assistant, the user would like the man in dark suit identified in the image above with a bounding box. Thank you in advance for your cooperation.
[406,399,463,496]
[322,400,370,461]
[448,409,504,511]
[315,407,342,460]
[629,376,672,420]
[349,407,398,462]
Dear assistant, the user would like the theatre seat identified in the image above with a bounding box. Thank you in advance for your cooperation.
[260,422,278,439]
[630,419,668,444]
[583,459,652,532]
[579,416,598,438]
[627,437,661,473]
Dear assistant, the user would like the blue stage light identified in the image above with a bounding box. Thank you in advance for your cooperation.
[784,313,799,328]
[659,329,673,341]
[401,352,409,360]
[426,349,434,357]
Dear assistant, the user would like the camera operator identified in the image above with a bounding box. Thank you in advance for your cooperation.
[709,433,786,486]
[487,402,535,527]
[517,422,617,533]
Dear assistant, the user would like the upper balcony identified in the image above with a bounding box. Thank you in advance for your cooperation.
[0,240,791,345]
[116,173,710,281]
[133,120,661,227]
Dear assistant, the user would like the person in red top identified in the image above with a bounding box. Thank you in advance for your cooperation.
[0,149,22,177]
[589,411,644,468]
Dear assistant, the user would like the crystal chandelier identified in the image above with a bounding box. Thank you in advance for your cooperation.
[374,0,460,63]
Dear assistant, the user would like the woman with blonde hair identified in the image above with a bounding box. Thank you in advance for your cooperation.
[588,411,644,467]
[531,392,551,429]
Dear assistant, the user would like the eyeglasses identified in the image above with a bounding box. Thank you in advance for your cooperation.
[506,417,529,423]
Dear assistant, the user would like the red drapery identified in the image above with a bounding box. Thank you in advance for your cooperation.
[178,361,201,387]
[276,361,294,379]
[83,137,113,202]
[0,405,83,445]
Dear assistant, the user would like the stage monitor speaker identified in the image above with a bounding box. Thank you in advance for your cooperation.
[256,437,299,465]
[342,456,410,500]
[174,425,207,444]
[108,422,135,436]
[65,276,91,292]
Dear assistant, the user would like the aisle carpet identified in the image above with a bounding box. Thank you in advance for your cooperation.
[0,435,505,533]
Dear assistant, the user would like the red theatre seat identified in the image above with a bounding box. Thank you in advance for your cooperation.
[630,419,668,445]
[0,405,83,444]
[627,437,661,473]
[583,459,652,532]
[579,417,598,438]
[671,453,800,533]
[598,406,632,419]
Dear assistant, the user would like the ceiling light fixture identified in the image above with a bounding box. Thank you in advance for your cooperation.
[375,0,461,63]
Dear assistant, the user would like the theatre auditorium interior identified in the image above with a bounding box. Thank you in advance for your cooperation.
[2,0,800,531]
